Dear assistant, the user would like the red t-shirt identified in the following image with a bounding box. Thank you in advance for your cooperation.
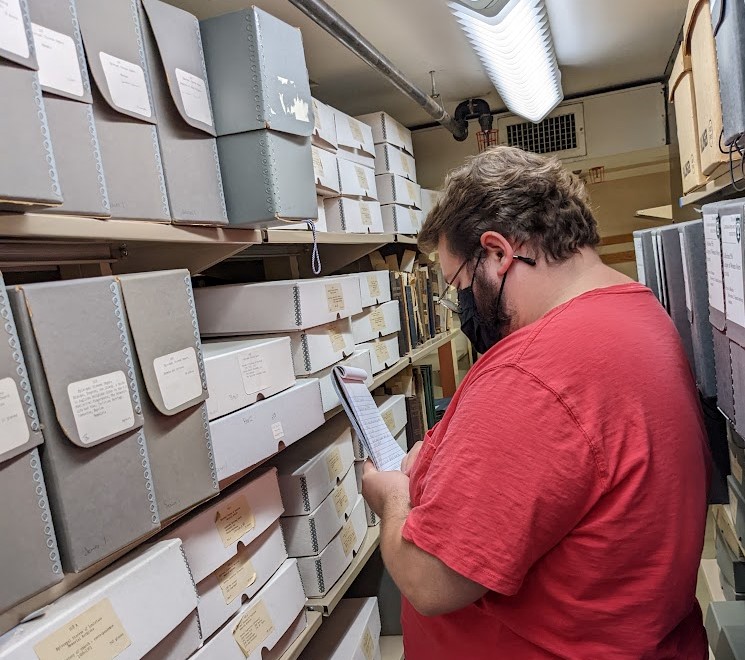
[402,283,710,659]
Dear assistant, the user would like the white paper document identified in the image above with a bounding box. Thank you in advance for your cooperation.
[332,365,405,472]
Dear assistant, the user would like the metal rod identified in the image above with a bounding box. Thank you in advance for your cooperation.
[287,0,467,140]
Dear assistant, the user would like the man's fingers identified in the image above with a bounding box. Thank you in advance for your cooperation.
[363,458,377,476]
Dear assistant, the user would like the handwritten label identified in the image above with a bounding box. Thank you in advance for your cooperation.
[271,421,284,441]
[360,204,373,227]
[369,308,387,333]
[0,377,29,453]
[312,99,323,133]
[374,341,390,365]
[99,52,151,118]
[705,214,725,314]
[33,599,131,660]
[332,485,350,517]
[313,149,325,179]
[325,283,346,313]
[361,628,375,660]
[406,180,418,203]
[349,118,364,144]
[0,0,28,58]
[409,209,419,230]
[233,600,274,658]
[326,447,344,481]
[215,495,255,547]
[401,155,412,176]
[154,347,202,411]
[367,275,381,299]
[32,24,84,97]
[634,236,646,285]
[397,123,409,147]
[355,166,369,192]
[722,214,745,327]
[239,350,268,396]
[216,551,257,604]
[328,324,347,353]
[176,68,213,126]
[68,371,135,445]
[341,518,357,556]
[382,408,396,433]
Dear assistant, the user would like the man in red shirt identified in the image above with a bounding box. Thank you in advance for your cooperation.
[362,146,710,659]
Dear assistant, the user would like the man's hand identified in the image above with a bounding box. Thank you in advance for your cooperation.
[401,441,423,475]
[361,460,410,519]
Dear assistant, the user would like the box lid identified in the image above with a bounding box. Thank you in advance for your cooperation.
[140,0,216,135]
[669,47,693,101]
[376,174,422,209]
[313,146,341,196]
[312,97,338,151]
[300,597,381,660]
[335,111,375,157]
[357,110,413,154]
[374,143,416,182]
[338,159,378,200]
[0,0,37,69]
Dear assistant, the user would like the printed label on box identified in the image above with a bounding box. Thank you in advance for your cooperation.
[634,237,646,285]
[154,347,202,411]
[326,283,346,313]
[328,324,347,353]
[369,308,386,333]
[239,350,269,396]
[176,68,213,127]
[67,370,135,445]
[360,204,373,227]
[0,0,29,58]
[33,599,131,660]
[333,485,350,517]
[32,24,84,97]
[272,421,284,441]
[341,518,357,556]
[355,166,369,191]
[382,408,395,433]
[313,150,324,179]
[374,342,390,364]
[326,447,344,481]
[349,118,364,144]
[361,628,375,660]
[705,214,726,314]
[216,551,257,605]
[0,376,29,453]
[99,52,152,119]
[367,275,381,299]
[679,233,693,313]
[233,600,275,658]
[722,214,745,327]
[215,495,255,548]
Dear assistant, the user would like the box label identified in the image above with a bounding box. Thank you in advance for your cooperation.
[239,350,268,396]
[216,551,257,605]
[361,628,375,660]
[397,122,409,147]
[312,149,324,179]
[0,0,28,58]
[326,447,344,481]
[33,599,131,660]
[705,214,726,314]
[374,341,390,365]
[679,233,693,313]
[68,370,135,445]
[325,283,346,313]
[722,214,745,327]
[312,99,323,133]
[328,324,347,353]
[175,68,213,127]
[349,118,364,144]
[406,180,418,203]
[731,488,739,524]
[215,495,255,547]
[0,377,29,453]
[382,408,396,433]
[367,275,381,299]
[355,166,369,192]
[634,236,646,285]
[731,448,743,485]
[153,347,202,411]
[32,24,84,98]
[99,52,152,119]
[233,599,275,658]
[369,308,387,333]
[332,484,350,517]
[271,421,284,441]
[409,208,419,230]
[401,154,412,176]
[341,518,357,556]
[360,204,373,227]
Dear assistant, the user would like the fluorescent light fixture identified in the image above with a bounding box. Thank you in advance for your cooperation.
[449,0,563,123]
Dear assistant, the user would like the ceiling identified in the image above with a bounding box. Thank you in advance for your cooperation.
[169,0,687,128]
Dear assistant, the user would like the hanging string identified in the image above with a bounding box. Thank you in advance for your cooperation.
[728,139,745,192]
[305,219,322,275]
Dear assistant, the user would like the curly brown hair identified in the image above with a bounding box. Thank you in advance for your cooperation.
[418,146,600,262]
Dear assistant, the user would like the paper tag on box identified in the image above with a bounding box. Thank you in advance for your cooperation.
[401,156,411,176]
[355,166,369,191]
[374,342,390,364]
[313,149,324,178]
[239,350,268,396]
[33,599,131,660]
[732,491,739,524]
[397,123,409,146]
[328,324,347,353]
[360,204,373,227]
[349,118,364,144]
[233,600,275,658]
[271,421,284,441]
[68,370,135,445]
[312,99,323,132]
[722,214,745,327]
[361,628,375,660]
[409,208,419,228]
[0,376,29,453]
[341,518,357,556]
[99,52,152,119]
[326,283,346,313]
[176,68,213,127]
[32,24,84,97]
[216,551,257,605]
[370,308,386,333]
[367,275,381,299]
[0,0,29,58]
[154,347,203,411]
[332,485,350,517]
[215,495,255,547]
[406,180,418,202]
[326,447,344,481]
[382,408,396,433]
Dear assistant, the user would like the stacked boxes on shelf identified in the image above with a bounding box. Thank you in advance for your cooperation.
[353,270,401,374]
[358,111,421,235]
[301,597,382,660]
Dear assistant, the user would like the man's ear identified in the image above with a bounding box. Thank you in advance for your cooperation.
[480,231,513,275]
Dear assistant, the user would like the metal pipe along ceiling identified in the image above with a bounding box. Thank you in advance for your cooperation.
[286,0,468,140]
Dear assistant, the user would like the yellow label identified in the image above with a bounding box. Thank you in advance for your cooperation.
[382,409,396,433]
[369,308,387,333]
[355,166,369,191]
[360,204,373,227]
[215,495,255,548]
[33,599,131,660]
[349,118,364,143]
[367,275,381,299]
[732,449,743,485]
[409,209,419,227]
[361,628,376,660]
[312,99,322,132]
[326,283,346,313]
[233,600,275,658]
[341,518,358,556]
[332,485,350,517]
[374,341,391,365]
[312,150,324,178]
[327,447,344,481]
[406,180,417,201]
[328,324,347,353]
[401,156,411,175]
[216,550,257,605]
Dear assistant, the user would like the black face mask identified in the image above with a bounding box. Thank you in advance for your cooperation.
[458,272,508,355]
